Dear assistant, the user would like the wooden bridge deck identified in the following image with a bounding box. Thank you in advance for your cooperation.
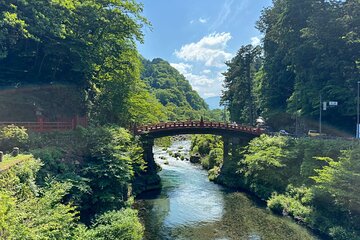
[134,121,264,136]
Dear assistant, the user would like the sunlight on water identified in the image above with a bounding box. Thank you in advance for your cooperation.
[137,139,319,240]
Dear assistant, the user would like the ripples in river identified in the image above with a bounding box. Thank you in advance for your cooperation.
[136,139,318,240]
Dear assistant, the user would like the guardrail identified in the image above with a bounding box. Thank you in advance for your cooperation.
[0,119,87,132]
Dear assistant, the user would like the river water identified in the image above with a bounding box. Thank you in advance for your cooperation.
[136,139,318,240]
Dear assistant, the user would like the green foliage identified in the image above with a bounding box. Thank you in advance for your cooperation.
[221,45,262,124]
[141,58,209,121]
[237,135,360,238]
[241,135,295,198]
[78,209,144,240]
[208,166,221,181]
[154,137,172,148]
[0,156,41,200]
[190,135,223,156]
[190,135,223,180]
[328,226,359,240]
[223,0,359,131]
[72,126,145,217]
[0,125,28,152]
[0,0,150,126]
[0,158,82,239]
[30,147,79,186]
[296,138,354,183]
[208,148,223,169]
[0,153,145,239]
[128,81,167,124]
[267,186,313,221]
[311,148,360,217]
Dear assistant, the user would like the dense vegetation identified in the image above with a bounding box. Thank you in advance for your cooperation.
[0,0,153,126]
[0,0,218,126]
[222,0,360,133]
[241,136,360,239]
[141,58,225,122]
[218,2,360,237]
[2,0,359,239]
[191,134,360,239]
[0,124,146,239]
[0,155,144,239]
[190,135,223,180]
[0,1,156,237]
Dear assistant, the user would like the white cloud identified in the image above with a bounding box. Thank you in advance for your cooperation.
[170,63,192,75]
[171,62,224,98]
[174,32,233,67]
[210,0,234,31]
[199,17,207,24]
[251,36,261,46]
[171,62,212,86]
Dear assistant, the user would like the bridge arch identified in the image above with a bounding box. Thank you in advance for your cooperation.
[134,121,264,175]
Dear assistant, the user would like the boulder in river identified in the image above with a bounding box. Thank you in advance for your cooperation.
[190,153,201,163]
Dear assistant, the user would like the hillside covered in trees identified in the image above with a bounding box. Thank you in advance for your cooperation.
[0,0,223,125]
[141,58,224,121]
[222,0,359,134]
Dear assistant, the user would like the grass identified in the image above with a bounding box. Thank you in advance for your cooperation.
[0,154,33,172]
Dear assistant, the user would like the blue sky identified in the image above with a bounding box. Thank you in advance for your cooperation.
[137,0,273,99]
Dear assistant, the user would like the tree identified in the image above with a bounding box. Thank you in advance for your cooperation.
[0,0,149,126]
[312,148,360,217]
[256,0,360,131]
[78,209,144,240]
[221,45,262,125]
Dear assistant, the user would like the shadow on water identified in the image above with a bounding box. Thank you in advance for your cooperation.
[136,139,319,240]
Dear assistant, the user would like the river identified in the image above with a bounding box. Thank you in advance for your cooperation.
[136,139,318,240]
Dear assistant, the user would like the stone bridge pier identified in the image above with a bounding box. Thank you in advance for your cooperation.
[217,135,250,188]
[141,136,157,172]
[133,121,262,193]
[140,134,252,180]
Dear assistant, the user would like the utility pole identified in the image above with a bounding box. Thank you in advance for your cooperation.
[357,81,360,138]
[319,93,322,134]
[295,93,299,136]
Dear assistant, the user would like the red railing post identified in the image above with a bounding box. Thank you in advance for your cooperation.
[38,117,44,132]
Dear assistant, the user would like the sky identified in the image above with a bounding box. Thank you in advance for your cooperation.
[137,0,273,99]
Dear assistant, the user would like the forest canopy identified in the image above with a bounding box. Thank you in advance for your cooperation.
[222,0,360,132]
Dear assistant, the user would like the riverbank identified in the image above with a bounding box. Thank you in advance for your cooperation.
[190,134,360,240]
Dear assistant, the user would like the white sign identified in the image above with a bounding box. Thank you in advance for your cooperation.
[329,101,338,106]
[323,102,327,110]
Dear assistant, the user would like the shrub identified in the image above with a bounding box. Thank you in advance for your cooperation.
[78,126,146,218]
[30,147,74,185]
[267,192,312,221]
[201,156,210,169]
[208,166,220,181]
[80,209,144,240]
[328,226,359,240]
[0,125,29,152]
[208,148,223,169]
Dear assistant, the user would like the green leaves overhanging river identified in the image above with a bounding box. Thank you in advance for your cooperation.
[136,139,318,240]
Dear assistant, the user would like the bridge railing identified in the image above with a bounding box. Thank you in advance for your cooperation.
[134,121,263,135]
[0,121,75,132]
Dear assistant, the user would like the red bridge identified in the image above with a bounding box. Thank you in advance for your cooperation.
[134,120,264,176]
[134,121,264,138]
